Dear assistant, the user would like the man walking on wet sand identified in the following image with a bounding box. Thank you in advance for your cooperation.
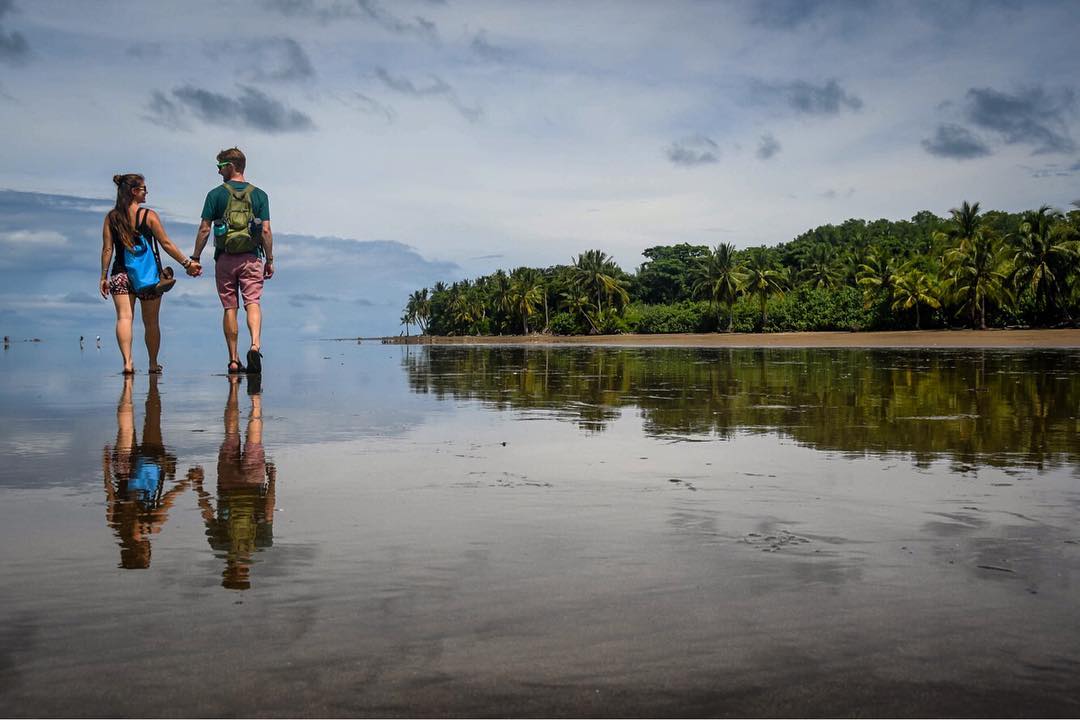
[189,147,274,375]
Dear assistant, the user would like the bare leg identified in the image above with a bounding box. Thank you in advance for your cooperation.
[113,293,137,372]
[141,296,162,370]
[223,308,240,363]
[245,302,262,351]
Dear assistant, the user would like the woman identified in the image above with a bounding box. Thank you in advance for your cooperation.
[99,173,199,374]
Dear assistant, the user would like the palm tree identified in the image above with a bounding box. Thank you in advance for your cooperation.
[510,267,544,334]
[691,242,745,331]
[799,243,842,289]
[1009,205,1078,323]
[743,247,786,330]
[406,288,430,334]
[942,233,1010,329]
[891,265,940,329]
[560,290,600,334]
[856,252,897,307]
[399,311,411,338]
[571,250,627,315]
[490,270,513,332]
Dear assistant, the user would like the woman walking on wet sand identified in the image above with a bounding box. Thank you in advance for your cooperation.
[99,173,200,374]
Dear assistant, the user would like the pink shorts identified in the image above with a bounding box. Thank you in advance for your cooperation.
[216,253,264,309]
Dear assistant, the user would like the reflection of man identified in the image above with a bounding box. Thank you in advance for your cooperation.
[193,376,276,590]
[102,376,188,569]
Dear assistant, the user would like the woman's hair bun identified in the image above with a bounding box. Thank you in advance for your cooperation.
[113,174,124,186]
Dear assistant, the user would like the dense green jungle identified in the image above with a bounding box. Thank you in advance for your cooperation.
[402,346,1080,471]
[402,202,1080,336]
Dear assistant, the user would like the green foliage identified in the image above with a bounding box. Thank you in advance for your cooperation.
[627,302,714,334]
[409,200,1080,336]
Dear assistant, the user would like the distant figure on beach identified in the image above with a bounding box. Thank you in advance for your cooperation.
[79,335,84,349]
[102,375,187,569]
[99,173,199,374]
[96,335,101,349]
[192,375,276,590]
[3,336,9,348]
[188,147,274,376]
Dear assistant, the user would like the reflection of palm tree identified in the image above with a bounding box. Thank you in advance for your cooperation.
[692,242,745,332]
[102,376,187,569]
[192,377,276,591]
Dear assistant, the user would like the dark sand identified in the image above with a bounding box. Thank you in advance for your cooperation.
[385,328,1080,348]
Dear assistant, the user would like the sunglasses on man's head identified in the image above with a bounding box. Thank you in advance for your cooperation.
[216,161,232,169]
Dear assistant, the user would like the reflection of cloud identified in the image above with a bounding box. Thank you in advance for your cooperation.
[666,136,719,167]
[61,292,99,305]
[146,85,315,134]
[964,86,1075,154]
[922,123,991,159]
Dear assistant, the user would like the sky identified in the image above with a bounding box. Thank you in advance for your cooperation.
[1,0,1079,340]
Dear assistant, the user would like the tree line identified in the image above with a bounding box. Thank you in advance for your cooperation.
[402,201,1080,336]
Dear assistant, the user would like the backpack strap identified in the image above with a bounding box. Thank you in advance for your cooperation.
[222,182,256,200]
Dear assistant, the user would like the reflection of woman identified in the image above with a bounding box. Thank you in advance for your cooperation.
[194,376,276,590]
[99,173,196,375]
[102,376,188,569]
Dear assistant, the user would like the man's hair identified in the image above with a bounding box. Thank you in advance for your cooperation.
[216,147,246,173]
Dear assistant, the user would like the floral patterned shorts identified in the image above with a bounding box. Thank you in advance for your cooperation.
[109,272,158,301]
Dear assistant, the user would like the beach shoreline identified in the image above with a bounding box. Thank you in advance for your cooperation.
[377,328,1080,348]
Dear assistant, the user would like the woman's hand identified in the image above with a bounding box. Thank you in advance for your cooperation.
[99,275,109,298]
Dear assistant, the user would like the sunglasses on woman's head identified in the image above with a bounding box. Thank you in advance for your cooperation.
[134,186,147,192]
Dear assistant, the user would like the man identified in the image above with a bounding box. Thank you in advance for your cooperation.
[190,147,274,374]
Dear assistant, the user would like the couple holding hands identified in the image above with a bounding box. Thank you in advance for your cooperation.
[99,147,274,376]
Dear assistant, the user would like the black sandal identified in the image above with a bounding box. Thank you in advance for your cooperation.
[228,359,245,374]
[246,348,262,375]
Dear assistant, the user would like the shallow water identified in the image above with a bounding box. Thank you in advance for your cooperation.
[1,342,1079,717]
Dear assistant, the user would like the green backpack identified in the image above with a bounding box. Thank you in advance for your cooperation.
[218,183,259,254]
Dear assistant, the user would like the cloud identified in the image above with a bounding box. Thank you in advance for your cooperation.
[471,31,515,63]
[148,85,315,133]
[748,0,831,29]
[60,292,99,305]
[126,42,162,60]
[352,92,396,123]
[666,136,719,167]
[260,0,356,22]
[0,229,68,247]
[289,292,334,307]
[356,0,438,43]
[964,86,1076,154]
[750,78,863,115]
[207,37,315,83]
[757,133,781,160]
[0,0,30,66]
[1023,159,1080,178]
[921,123,991,159]
[373,67,481,122]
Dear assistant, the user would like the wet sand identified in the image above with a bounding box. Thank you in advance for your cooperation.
[385,328,1080,348]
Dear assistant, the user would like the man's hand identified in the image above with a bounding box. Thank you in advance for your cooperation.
[186,260,202,277]
[264,259,274,279]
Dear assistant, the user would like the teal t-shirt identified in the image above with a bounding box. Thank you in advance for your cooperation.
[200,181,270,223]
[202,181,270,260]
